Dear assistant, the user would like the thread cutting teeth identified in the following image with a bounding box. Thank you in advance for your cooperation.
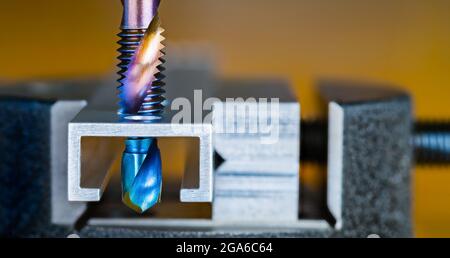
[117,14,166,116]
[117,29,145,97]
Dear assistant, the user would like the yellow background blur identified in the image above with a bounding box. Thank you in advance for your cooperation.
[0,0,449,237]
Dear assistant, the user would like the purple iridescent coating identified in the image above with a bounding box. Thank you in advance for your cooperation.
[121,0,161,29]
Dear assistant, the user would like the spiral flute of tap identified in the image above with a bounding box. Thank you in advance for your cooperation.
[117,25,166,115]
[117,0,165,213]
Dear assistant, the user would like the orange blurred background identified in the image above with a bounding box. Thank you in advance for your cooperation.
[0,0,449,237]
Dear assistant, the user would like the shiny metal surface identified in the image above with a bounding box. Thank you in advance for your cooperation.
[326,102,344,230]
[118,0,165,212]
[212,99,301,223]
[121,138,162,212]
[87,218,331,231]
[118,3,166,116]
[67,109,213,203]
[121,0,160,30]
[51,100,87,225]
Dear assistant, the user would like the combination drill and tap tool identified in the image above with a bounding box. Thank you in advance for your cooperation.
[118,0,166,213]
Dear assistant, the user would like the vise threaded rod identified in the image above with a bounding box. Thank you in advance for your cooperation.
[300,120,450,166]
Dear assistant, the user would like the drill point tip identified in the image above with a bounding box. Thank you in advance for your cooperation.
[121,138,163,213]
